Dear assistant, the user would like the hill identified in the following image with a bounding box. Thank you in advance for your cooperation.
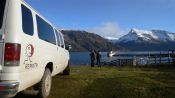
[62,30,123,52]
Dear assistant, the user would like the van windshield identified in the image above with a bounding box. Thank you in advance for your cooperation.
[0,0,6,29]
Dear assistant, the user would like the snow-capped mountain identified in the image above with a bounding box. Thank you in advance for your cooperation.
[118,28,175,43]
[115,28,175,51]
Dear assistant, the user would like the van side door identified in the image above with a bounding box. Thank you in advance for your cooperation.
[58,31,68,67]
[55,30,66,70]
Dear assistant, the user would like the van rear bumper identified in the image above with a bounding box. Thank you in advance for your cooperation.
[0,82,19,97]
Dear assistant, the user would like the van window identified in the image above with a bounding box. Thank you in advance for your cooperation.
[59,33,65,48]
[36,15,56,45]
[21,4,34,36]
[0,0,6,29]
[55,30,60,46]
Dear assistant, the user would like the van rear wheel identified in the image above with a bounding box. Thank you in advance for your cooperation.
[37,68,52,98]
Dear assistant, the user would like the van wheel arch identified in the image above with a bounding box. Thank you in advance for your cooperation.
[45,62,53,73]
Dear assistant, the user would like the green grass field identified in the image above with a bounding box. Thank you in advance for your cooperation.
[15,66,175,98]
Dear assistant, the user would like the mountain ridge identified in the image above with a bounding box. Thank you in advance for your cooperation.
[115,28,175,51]
[62,28,175,51]
[62,30,123,52]
[118,28,175,43]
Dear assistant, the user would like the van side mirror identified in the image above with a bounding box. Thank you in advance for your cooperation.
[65,45,72,50]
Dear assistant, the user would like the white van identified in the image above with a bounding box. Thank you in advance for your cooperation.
[0,0,71,98]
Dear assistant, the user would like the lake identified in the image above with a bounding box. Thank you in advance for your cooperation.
[70,51,172,65]
[70,52,110,65]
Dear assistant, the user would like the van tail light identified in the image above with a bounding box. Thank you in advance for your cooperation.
[4,43,21,66]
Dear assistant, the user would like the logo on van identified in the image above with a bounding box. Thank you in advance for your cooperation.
[23,44,38,70]
[26,44,34,57]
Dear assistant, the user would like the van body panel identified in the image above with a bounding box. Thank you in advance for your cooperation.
[5,0,22,43]
[1,67,19,81]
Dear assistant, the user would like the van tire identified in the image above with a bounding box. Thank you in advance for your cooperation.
[63,63,70,75]
[37,68,52,98]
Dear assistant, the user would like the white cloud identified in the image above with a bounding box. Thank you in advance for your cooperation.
[86,22,126,39]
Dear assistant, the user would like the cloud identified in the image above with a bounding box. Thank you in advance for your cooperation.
[86,22,126,39]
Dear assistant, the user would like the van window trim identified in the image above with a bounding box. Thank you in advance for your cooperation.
[54,29,61,47]
[59,32,65,48]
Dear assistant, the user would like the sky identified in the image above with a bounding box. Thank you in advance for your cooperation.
[26,0,175,39]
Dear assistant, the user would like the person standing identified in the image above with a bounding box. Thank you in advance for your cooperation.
[89,49,95,67]
[95,50,102,67]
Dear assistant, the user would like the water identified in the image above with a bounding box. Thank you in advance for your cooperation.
[70,52,108,65]
[70,51,172,65]
[70,52,89,65]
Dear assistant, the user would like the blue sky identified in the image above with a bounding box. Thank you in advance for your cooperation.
[26,0,175,38]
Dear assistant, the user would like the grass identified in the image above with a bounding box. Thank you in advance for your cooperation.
[15,66,175,98]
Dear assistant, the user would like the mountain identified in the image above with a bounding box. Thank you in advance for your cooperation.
[61,28,175,51]
[62,30,122,52]
[118,28,175,43]
[116,29,175,51]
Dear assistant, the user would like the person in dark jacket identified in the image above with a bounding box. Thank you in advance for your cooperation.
[95,50,101,67]
[89,49,95,67]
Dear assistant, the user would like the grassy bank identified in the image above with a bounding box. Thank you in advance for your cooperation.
[15,66,175,98]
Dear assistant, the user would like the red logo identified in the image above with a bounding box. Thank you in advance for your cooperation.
[24,44,38,69]
[26,44,34,57]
